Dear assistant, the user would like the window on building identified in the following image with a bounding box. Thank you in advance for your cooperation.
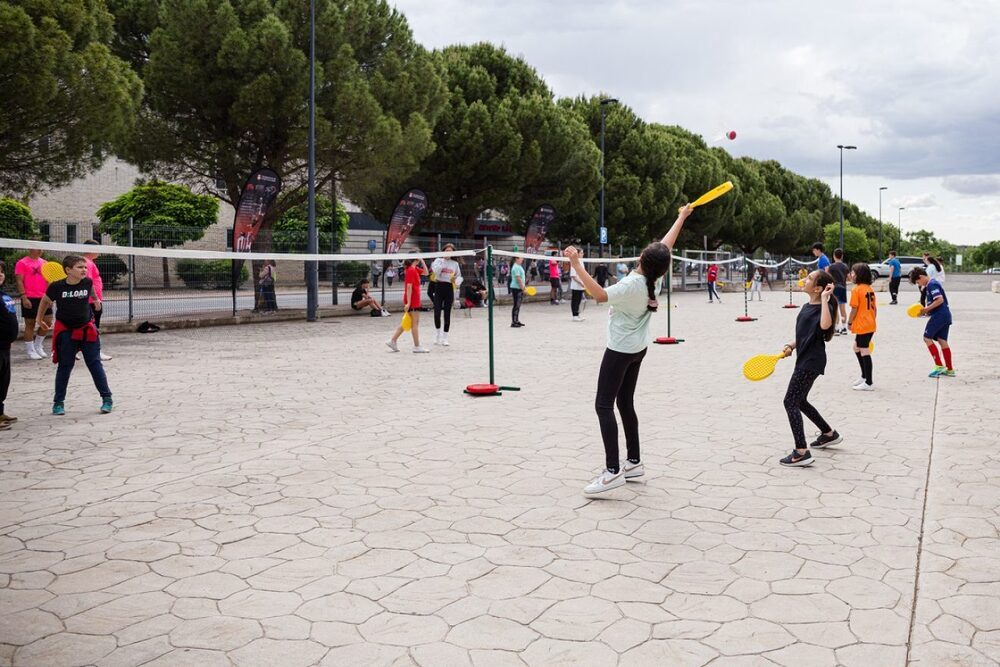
[66,224,77,244]
[226,229,234,249]
[38,223,50,241]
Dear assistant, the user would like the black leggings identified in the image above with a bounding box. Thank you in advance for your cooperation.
[0,349,9,415]
[707,282,720,301]
[596,348,647,472]
[783,367,831,449]
[511,289,522,323]
[889,277,900,301]
[433,282,454,332]
[571,290,584,316]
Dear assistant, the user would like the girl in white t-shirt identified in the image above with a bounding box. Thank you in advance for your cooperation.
[569,250,587,321]
[566,204,694,497]
[430,244,462,346]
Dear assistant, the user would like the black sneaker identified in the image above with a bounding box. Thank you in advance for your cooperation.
[809,430,842,449]
[515,322,525,327]
[779,450,814,467]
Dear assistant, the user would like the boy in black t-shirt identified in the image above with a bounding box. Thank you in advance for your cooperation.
[0,261,21,429]
[33,255,112,415]
[827,248,849,335]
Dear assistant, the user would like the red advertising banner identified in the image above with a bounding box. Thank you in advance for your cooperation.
[524,204,556,254]
[232,168,281,252]
[384,189,429,253]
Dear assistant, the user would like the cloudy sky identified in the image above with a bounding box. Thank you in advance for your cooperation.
[392,0,1000,247]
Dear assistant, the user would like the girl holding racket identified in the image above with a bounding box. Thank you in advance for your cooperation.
[567,204,692,496]
[778,270,841,467]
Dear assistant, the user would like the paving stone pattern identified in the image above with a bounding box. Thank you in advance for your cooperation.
[1,288,997,666]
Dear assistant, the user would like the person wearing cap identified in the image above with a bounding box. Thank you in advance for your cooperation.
[430,244,462,346]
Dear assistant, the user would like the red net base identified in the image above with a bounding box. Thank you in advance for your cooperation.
[654,336,681,345]
[465,383,501,395]
[735,316,757,322]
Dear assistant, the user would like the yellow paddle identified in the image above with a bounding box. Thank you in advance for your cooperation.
[525,286,537,296]
[743,352,787,381]
[401,312,412,331]
[906,303,922,318]
[690,181,734,208]
[41,261,66,283]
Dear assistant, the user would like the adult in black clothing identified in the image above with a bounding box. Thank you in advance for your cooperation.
[594,263,609,288]
[0,261,20,428]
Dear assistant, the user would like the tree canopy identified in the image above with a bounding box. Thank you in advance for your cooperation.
[0,0,142,197]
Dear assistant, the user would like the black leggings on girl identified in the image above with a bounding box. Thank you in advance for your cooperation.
[595,348,647,473]
[783,368,831,449]
[433,283,454,332]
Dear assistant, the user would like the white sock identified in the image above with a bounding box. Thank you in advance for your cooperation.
[34,335,44,348]
[26,341,35,354]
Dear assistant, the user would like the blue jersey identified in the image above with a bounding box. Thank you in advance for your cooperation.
[817,254,831,271]
[886,257,901,278]
[925,279,951,323]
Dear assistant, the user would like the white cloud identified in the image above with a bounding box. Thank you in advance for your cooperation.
[942,175,1000,195]
[896,194,938,209]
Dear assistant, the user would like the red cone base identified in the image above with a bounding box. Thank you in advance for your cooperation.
[654,336,683,345]
[735,316,757,322]
[782,304,799,309]
[465,383,500,396]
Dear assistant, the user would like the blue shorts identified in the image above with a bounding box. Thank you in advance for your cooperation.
[833,285,847,303]
[924,319,951,341]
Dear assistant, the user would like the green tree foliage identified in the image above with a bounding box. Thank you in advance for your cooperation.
[375,44,599,237]
[0,0,142,196]
[120,0,444,235]
[271,197,348,253]
[722,158,787,254]
[970,240,1000,269]
[823,222,873,263]
[902,229,957,263]
[96,181,219,287]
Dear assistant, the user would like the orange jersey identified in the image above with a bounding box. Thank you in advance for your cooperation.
[849,284,877,334]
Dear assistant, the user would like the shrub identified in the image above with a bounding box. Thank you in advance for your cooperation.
[337,260,370,287]
[176,259,249,289]
[95,254,128,287]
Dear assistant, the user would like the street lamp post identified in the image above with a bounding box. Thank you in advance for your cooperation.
[599,98,618,259]
[305,0,318,322]
[878,186,887,258]
[898,207,905,251]
[836,144,857,251]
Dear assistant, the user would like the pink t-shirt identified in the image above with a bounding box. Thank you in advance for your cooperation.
[15,256,48,297]
[85,258,104,301]
[549,260,561,279]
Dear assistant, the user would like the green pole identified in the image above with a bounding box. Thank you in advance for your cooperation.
[487,245,495,385]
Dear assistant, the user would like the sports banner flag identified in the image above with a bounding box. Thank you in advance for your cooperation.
[524,204,556,255]
[384,189,429,253]
[232,168,281,252]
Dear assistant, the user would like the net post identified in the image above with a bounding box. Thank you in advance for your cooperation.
[127,216,134,323]
[487,245,495,385]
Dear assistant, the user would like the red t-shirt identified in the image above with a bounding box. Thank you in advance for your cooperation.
[404,265,421,308]
[707,265,718,282]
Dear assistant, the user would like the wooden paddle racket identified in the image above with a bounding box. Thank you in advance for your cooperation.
[743,353,787,381]
[690,181,734,208]
[41,261,66,283]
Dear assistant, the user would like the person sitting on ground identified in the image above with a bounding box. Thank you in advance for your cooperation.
[462,279,487,308]
[351,279,389,316]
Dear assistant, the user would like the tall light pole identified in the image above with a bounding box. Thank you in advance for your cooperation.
[305,0,318,321]
[836,144,857,251]
[878,186,887,258]
[898,207,905,251]
[599,98,618,258]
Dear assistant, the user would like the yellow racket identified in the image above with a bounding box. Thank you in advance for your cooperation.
[797,279,805,287]
[869,341,874,353]
[906,303,922,318]
[525,286,537,296]
[745,281,752,289]
[401,312,412,331]
[743,353,786,381]
[41,261,66,282]
[690,181,734,208]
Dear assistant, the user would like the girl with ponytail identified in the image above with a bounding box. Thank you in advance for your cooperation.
[565,204,694,496]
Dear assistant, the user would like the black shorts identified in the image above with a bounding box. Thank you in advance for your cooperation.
[854,332,874,347]
[549,278,560,290]
[21,297,48,320]
[833,285,848,303]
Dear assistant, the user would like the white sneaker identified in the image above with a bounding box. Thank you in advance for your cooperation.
[386,340,399,352]
[413,346,430,354]
[623,460,645,479]
[381,309,391,317]
[100,352,113,361]
[852,383,874,391]
[572,316,585,322]
[27,348,43,361]
[852,377,866,387]
[35,344,48,358]
[441,333,449,346]
[583,469,626,496]
[433,330,442,345]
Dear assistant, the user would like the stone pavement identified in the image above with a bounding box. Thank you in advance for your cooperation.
[1,284,997,666]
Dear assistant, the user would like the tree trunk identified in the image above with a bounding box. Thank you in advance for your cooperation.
[463,212,479,238]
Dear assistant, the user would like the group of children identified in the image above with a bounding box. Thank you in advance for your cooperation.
[1,250,114,430]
